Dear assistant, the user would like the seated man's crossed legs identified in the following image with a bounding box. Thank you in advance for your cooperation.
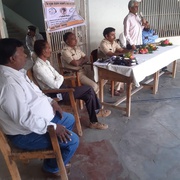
[78,68,99,94]
[62,85,111,130]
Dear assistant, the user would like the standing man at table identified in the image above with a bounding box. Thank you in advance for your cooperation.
[123,1,147,50]
[99,27,132,96]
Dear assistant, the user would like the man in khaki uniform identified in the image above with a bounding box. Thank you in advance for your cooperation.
[61,32,99,94]
[99,27,131,96]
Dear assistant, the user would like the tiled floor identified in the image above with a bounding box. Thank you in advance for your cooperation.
[1,60,180,180]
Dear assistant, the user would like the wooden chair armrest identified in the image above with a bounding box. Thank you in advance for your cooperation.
[64,76,76,87]
[64,75,76,80]
[42,88,74,94]
[62,67,81,73]
[47,125,56,136]
[47,125,69,179]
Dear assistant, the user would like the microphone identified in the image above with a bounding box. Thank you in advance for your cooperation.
[139,12,146,24]
[139,12,143,19]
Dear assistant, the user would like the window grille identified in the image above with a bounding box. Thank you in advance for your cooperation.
[139,0,180,37]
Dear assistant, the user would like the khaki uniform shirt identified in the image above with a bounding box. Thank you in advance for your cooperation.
[99,39,122,58]
[61,45,86,70]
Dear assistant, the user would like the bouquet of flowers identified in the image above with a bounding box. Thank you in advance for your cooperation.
[160,39,173,46]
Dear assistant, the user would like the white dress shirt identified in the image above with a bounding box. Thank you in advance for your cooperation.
[0,65,56,135]
[124,12,144,46]
[33,58,64,90]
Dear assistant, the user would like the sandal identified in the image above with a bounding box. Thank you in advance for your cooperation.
[96,109,111,117]
[109,88,124,96]
[89,122,108,130]
[109,88,121,96]
[117,88,124,93]
[114,90,121,96]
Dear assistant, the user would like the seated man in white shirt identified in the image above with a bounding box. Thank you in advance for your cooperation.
[33,39,111,130]
[0,38,79,177]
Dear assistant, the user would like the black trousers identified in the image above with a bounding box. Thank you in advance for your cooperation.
[50,85,101,123]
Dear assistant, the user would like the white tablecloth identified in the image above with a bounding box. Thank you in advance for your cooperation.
[93,45,180,87]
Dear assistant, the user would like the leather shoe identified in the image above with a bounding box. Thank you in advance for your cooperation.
[96,109,111,117]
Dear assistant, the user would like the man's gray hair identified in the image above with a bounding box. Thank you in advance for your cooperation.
[128,0,138,9]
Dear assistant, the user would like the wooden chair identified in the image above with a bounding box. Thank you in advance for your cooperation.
[0,125,68,180]
[57,53,81,87]
[90,49,115,96]
[90,49,98,70]
[57,53,84,110]
[27,68,82,137]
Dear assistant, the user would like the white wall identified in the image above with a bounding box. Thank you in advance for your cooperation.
[88,0,129,52]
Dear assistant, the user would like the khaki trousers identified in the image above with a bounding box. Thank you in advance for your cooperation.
[78,66,99,94]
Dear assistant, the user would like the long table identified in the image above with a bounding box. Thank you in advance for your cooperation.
[93,45,180,117]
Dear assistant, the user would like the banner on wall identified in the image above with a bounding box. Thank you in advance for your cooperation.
[42,0,85,33]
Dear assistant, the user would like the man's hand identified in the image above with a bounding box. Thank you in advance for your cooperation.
[80,56,89,66]
[51,100,63,119]
[70,56,89,67]
[132,45,136,50]
[56,124,72,143]
[142,18,147,25]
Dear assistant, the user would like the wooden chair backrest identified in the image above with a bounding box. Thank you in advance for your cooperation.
[90,49,98,70]
[57,53,65,75]
[26,68,39,86]
[90,49,98,63]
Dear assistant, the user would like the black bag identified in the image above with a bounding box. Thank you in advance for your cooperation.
[112,56,138,66]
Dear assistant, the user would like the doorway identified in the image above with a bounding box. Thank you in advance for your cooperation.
[0,0,8,38]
